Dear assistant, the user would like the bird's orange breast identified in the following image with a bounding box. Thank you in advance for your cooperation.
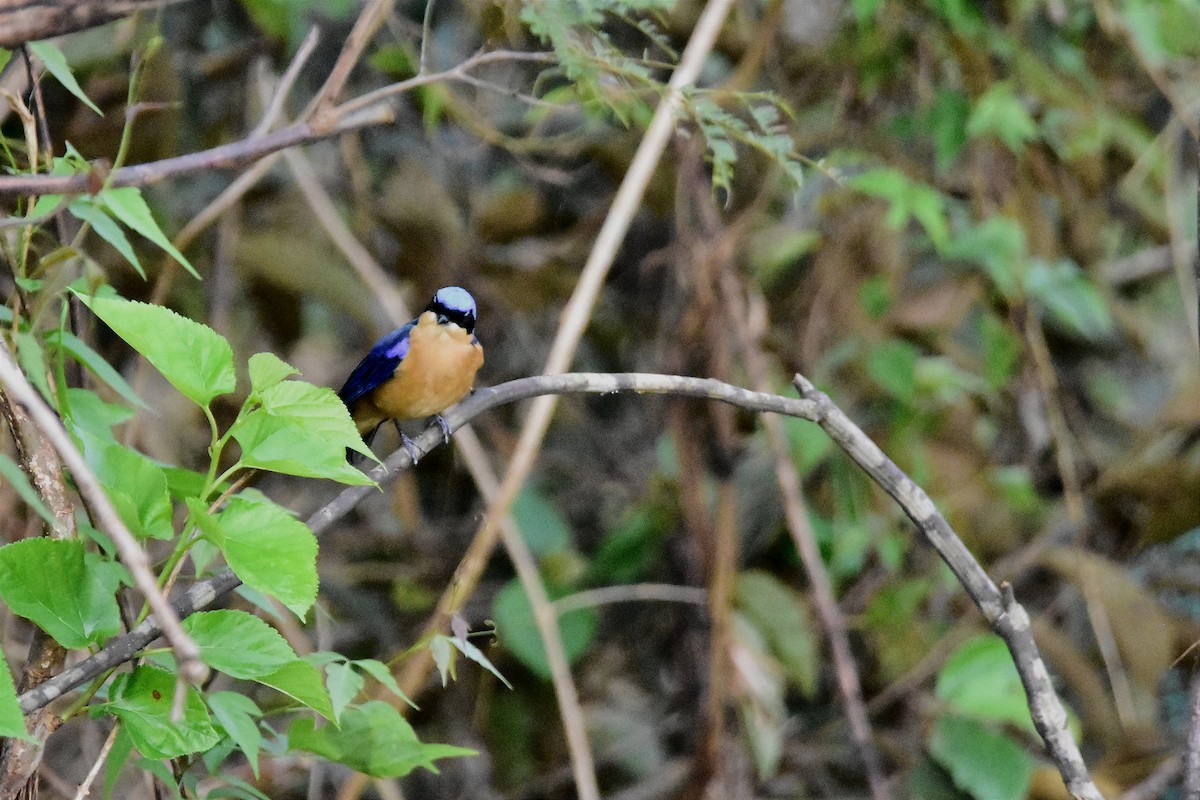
[367,312,484,422]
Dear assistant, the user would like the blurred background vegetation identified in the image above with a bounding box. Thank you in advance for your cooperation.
[3,0,1200,798]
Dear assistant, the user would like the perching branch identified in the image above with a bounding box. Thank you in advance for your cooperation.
[14,371,1103,800]
[790,374,1103,800]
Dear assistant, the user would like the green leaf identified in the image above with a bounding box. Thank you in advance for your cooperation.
[966,82,1038,154]
[248,352,299,394]
[255,660,335,720]
[28,41,103,115]
[288,701,475,778]
[512,488,572,557]
[49,330,149,410]
[492,579,597,680]
[978,313,1020,390]
[0,452,59,531]
[590,507,669,585]
[230,380,375,484]
[850,168,948,249]
[200,493,318,618]
[97,187,198,277]
[944,217,1026,299]
[352,658,416,708]
[736,570,819,697]
[1023,259,1114,341]
[208,691,264,778]
[14,330,51,403]
[866,339,920,403]
[76,293,235,407]
[76,430,173,540]
[927,88,970,172]
[182,610,297,679]
[928,714,1033,800]
[0,652,32,741]
[68,198,143,276]
[326,661,364,721]
[935,635,1035,732]
[0,538,121,648]
[105,666,220,759]
[61,388,136,444]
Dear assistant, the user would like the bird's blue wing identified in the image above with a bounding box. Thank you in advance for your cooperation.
[337,322,414,408]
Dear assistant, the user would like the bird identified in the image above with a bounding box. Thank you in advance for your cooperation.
[338,286,484,463]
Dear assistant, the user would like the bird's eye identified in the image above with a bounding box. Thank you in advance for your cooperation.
[437,314,450,325]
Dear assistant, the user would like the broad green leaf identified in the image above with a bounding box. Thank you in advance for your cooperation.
[0,538,121,648]
[326,661,364,721]
[248,352,298,394]
[28,41,102,115]
[0,652,32,741]
[14,331,51,403]
[49,331,149,410]
[76,293,235,407]
[590,507,670,585]
[288,701,475,777]
[0,452,59,531]
[98,187,198,277]
[978,313,1021,390]
[1023,259,1114,341]
[69,199,143,276]
[928,88,970,172]
[850,168,949,249]
[782,414,834,475]
[105,666,220,759]
[736,570,819,697]
[208,691,264,778]
[230,380,375,484]
[202,493,318,618]
[936,635,1035,732]
[867,340,920,403]
[352,658,416,707]
[492,579,597,680]
[966,82,1038,154]
[928,714,1033,800]
[512,488,571,557]
[62,388,136,445]
[945,217,1026,299]
[255,660,334,720]
[181,610,297,679]
[76,430,173,540]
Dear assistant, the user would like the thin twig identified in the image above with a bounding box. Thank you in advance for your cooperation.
[0,340,208,688]
[0,105,394,198]
[552,584,707,614]
[1183,668,1200,800]
[1121,754,1181,800]
[252,25,321,138]
[309,0,394,122]
[71,724,119,800]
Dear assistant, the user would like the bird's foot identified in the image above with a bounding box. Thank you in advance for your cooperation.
[400,433,423,465]
[434,414,452,444]
[392,420,424,465]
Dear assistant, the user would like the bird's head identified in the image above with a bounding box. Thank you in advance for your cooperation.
[427,286,477,334]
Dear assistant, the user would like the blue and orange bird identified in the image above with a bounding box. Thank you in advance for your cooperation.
[338,286,484,461]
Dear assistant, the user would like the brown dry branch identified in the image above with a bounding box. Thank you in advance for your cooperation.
[0,0,185,48]
[11,371,1102,800]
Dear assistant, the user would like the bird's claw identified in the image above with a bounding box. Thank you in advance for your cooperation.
[434,414,452,444]
[401,433,423,465]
